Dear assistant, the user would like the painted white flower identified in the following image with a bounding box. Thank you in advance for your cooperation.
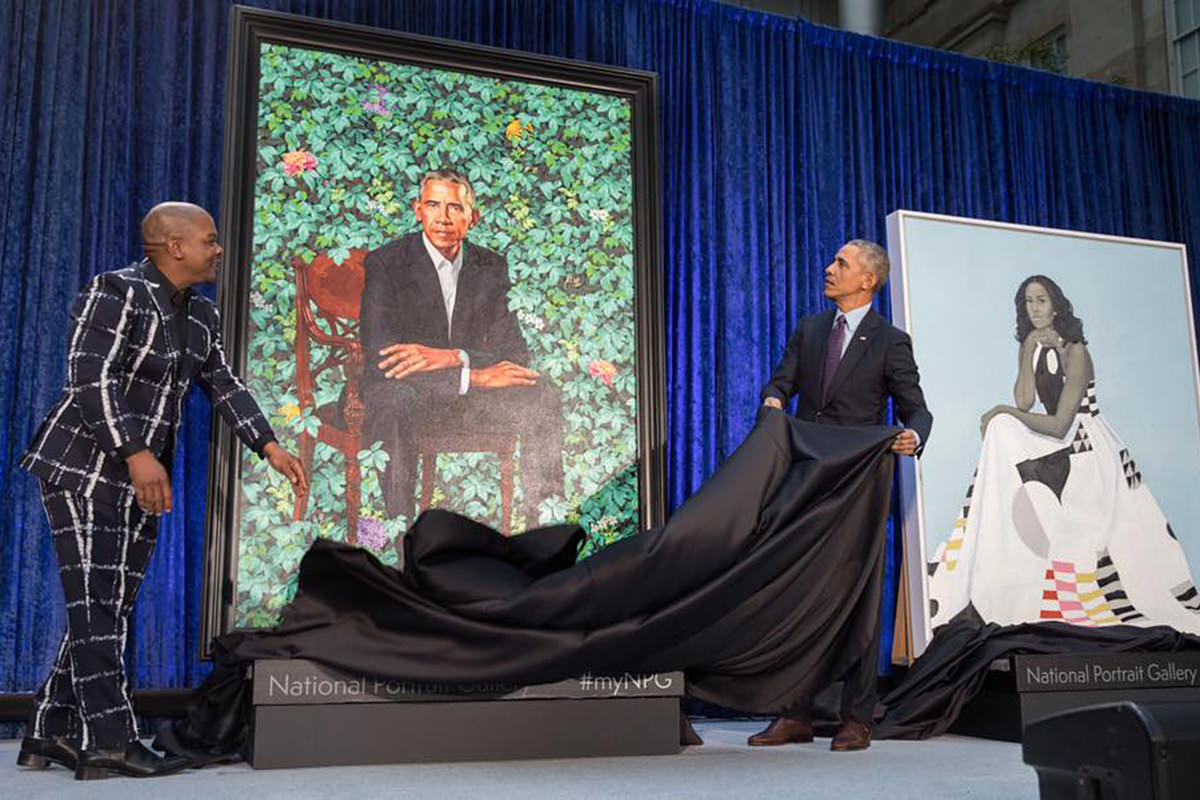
[518,311,546,331]
[593,514,619,534]
[587,208,610,222]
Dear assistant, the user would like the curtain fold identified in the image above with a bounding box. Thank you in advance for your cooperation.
[3,0,1199,699]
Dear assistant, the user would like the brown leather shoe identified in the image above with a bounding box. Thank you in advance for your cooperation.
[747,717,814,746]
[830,719,871,751]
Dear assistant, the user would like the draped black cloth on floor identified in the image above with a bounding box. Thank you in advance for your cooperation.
[163,412,900,760]
[874,604,1200,739]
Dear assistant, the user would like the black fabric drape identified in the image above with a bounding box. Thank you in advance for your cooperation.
[162,413,899,759]
[875,605,1200,740]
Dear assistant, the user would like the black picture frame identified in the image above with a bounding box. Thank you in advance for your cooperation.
[200,6,665,653]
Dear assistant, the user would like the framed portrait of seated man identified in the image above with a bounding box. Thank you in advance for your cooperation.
[201,8,665,638]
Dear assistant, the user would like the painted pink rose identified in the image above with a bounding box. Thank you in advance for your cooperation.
[281,150,318,176]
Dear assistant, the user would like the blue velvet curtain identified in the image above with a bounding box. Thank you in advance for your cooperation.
[3,0,1200,704]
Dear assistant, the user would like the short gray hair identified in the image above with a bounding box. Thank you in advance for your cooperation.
[846,239,890,292]
[418,169,476,209]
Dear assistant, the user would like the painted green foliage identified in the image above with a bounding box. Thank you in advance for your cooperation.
[236,44,641,627]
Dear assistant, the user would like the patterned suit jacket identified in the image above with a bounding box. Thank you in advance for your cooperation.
[21,260,274,504]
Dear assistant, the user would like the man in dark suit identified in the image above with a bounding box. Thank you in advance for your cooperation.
[748,239,932,752]
[360,170,564,526]
[18,202,307,779]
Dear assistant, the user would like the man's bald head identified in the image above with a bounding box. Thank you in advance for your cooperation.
[141,202,223,287]
[141,202,212,254]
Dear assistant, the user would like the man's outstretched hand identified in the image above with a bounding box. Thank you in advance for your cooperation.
[470,361,539,390]
[263,441,308,494]
[378,343,462,381]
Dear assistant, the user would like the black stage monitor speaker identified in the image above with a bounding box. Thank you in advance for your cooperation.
[1022,701,1200,800]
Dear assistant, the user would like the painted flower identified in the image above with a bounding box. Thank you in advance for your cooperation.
[505,119,533,142]
[591,514,619,535]
[588,358,617,388]
[518,311,545,332]
[587,208,610,223]
[281,150,318,176]
[279,403,301,421]
[366,198,399,215]
[361,84,392,117]
[357,517,389,551]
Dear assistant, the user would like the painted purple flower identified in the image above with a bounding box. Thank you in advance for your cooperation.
[361,84,392,117]
[357,517,389,551]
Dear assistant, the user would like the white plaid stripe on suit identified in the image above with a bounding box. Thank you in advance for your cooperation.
[32,484,156,749]
[21,259,275,749]
[21,260,274,501]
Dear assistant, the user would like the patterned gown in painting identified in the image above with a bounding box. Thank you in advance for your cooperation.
[928,344,1200,633]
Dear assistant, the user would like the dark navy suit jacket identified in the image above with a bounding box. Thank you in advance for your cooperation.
[760,307,933,449]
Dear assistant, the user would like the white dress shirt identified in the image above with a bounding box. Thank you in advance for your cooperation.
[421,233,471,394]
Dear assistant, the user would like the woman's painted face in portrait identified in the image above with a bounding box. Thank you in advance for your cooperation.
[1024,282,1054,329]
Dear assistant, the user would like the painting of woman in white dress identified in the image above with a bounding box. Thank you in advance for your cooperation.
[927,274,1200,633]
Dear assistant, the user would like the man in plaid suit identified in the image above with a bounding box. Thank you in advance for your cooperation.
[17,202,307,780]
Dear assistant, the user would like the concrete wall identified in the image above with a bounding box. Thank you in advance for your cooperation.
[882,0,1172,93]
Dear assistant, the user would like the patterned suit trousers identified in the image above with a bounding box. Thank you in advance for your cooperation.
[29,482,157,750]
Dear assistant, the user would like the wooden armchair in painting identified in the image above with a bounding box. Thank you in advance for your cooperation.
[291,250,368,543]
[414,429,517,534]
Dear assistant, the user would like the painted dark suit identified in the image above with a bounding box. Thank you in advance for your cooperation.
[760,305,932,721]
[360,232,564,522]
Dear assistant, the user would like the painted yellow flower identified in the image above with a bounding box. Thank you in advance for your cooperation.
[280,404,301,421]
[505,119,523,141]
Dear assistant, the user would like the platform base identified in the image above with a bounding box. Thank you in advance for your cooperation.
[248,696,682,768]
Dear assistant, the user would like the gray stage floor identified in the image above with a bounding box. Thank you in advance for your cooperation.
[2,720,1039,799]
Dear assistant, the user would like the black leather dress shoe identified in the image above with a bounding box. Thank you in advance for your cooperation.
[74,740,191,780]
[16,736,81,770]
